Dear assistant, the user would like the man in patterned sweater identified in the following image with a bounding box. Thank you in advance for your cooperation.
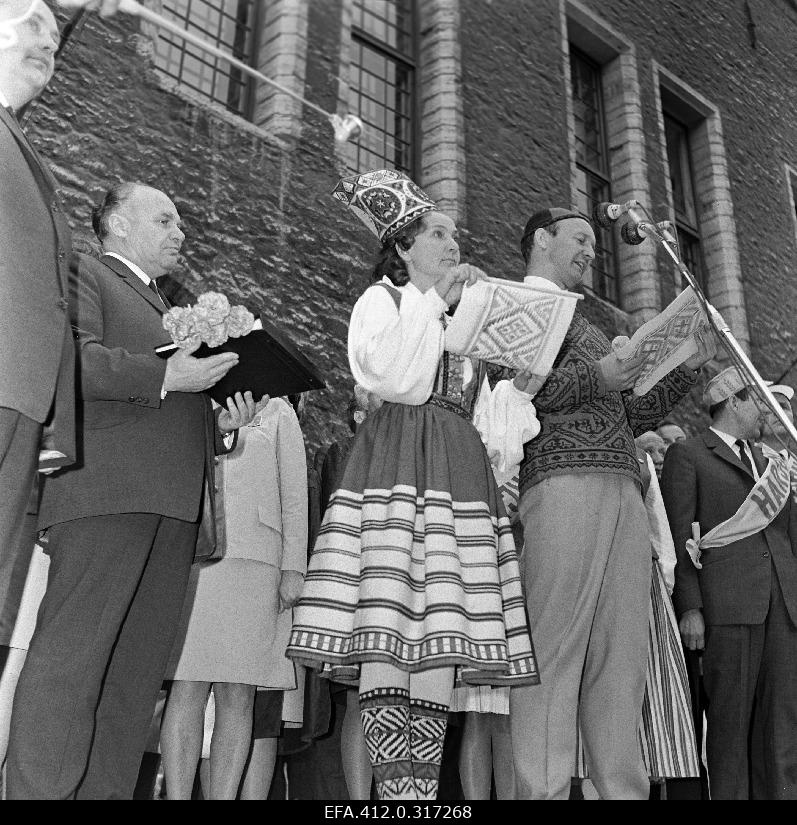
[509,208,712,799]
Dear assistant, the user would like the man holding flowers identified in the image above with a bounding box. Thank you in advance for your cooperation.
[7,182,262,799]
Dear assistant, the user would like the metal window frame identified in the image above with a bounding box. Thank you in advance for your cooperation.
[662,110,707,292]
[155,0,263,120]
[569,46,620,306]
[349,0,419,177]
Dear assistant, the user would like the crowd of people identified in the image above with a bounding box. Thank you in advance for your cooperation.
[2,0,797,801]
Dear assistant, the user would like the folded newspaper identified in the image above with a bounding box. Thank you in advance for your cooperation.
[615,287,710,396]
[445,277,581,374]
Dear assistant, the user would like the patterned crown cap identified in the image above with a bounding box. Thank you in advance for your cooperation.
[332,169,438,243]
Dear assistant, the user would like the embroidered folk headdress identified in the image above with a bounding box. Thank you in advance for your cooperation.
[332,169,437,244]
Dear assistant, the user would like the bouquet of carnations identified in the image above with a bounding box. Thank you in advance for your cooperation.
[162,291,255,350]
[155,291,325,404]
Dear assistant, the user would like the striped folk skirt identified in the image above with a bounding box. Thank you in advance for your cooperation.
[576,562,699,779]
[287,401,538,688]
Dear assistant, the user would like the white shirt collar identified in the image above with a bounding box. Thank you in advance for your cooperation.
[104,252,152,286]
[711,427,759,478]
[0,89,10,109]
[710,426,743,452]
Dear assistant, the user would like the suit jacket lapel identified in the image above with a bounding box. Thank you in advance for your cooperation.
[0,106,58,195]
[702,429,756,480]
[100,254,167,316]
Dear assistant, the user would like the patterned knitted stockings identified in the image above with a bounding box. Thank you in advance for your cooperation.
[409,697,449,799]
[359,685,451,800]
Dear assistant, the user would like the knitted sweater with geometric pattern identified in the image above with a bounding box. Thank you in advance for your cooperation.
[519,311,697,496]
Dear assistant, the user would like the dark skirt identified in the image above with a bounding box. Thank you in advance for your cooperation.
[287,401,538,687]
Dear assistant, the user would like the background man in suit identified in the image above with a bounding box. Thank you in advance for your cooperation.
[0,0,73,673]
[658,420,687,452]
[661,367,797,799]
[0,0,126,675]
[7,182,260,799]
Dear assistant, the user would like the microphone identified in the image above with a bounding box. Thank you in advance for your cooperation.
[620,220,674,246]
[592,199,640,229]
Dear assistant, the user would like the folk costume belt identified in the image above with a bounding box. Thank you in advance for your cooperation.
[424,393,471,421]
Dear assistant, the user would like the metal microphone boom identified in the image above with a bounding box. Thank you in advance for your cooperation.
[630,215,797,448]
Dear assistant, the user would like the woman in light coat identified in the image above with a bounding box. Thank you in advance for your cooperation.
[160,396,307,800]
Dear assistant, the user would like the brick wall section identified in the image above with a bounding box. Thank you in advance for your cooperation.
[583,0,797,387]
[457,0,571,277]
[26,1,797,442]
[417,0,467,223]
[253,0,309,138]
[30,7,372,458]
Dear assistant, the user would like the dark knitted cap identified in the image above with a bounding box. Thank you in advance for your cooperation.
[520,208,589,256]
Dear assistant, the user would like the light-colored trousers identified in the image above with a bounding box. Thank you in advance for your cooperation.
[511,473,651,799]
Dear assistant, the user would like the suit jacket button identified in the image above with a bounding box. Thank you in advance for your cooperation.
[58,249,66,261]
[56,298,68,310]
[51,201,60,213]
[214,457,220,465]
[214,485,219,493]
[128,396,136,402]
[763,551,770,558]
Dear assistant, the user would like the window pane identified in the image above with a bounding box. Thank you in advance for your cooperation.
[677,227,705,292]
[575,169,618,305]
[570,47,618,305]
[663,111,705,294]
[348,4,416,176]
[154,0,259,118]
[570,49,607,175]
[356,0,414,54]
[664,114,698,229]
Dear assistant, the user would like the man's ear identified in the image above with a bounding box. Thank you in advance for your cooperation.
[534,227,549,249]
[107,213,129,239]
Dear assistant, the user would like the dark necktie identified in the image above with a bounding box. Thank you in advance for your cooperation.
[736,439,755,476]
[147,279,169,308]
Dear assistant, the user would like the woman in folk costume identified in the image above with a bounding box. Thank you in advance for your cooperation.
[287,169,540,801]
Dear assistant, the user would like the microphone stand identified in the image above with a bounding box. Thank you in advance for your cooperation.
[627,207,797,449]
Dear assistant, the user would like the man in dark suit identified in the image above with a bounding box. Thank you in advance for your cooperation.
[0,0,75,667]
[6,182,259,799]
[661,366,797,799]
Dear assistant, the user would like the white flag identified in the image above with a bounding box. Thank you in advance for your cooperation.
[615,287,710,395]
[445,277,581,375]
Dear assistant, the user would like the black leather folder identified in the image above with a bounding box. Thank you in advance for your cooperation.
[156,315,326,404]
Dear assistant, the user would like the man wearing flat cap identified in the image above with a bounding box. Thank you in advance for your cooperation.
[661,367,797,798]
[510,208,711,800]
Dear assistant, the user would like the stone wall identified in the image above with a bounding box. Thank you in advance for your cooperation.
[25,0,797,448]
